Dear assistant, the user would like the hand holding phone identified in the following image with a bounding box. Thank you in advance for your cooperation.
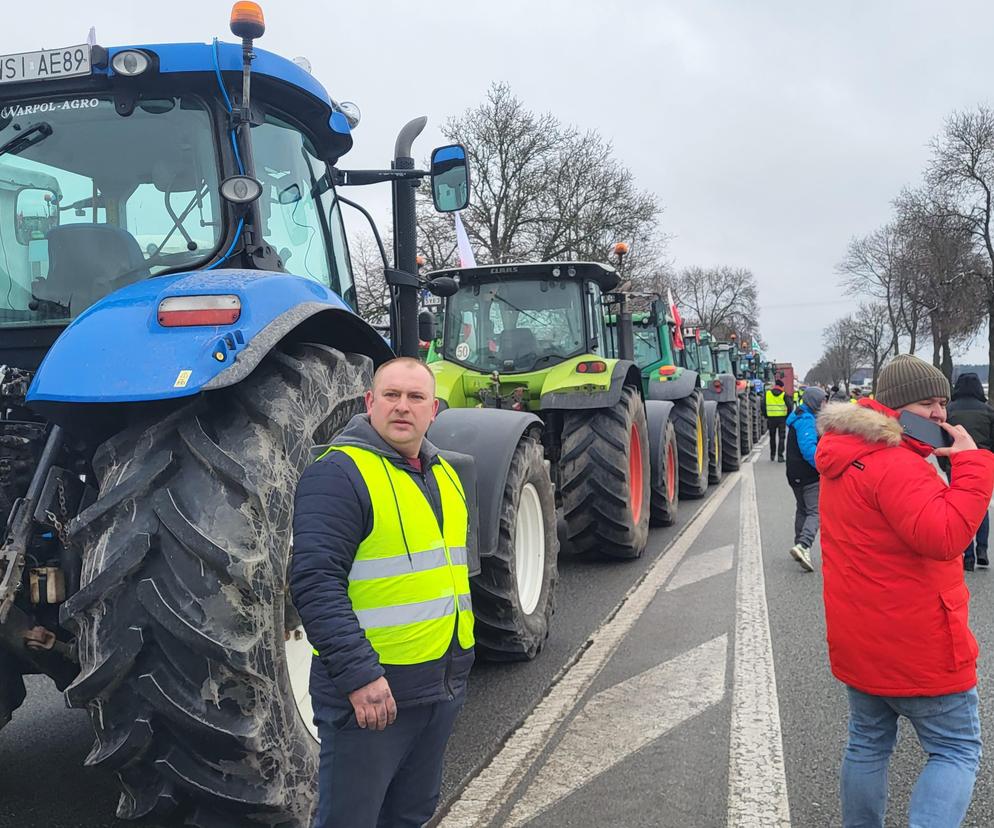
[934,422,978,458]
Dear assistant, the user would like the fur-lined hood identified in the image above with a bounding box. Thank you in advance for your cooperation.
[816,401,903,446]
[815,400,920,480]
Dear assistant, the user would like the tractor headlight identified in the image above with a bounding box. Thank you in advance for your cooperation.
[111,50,150,77]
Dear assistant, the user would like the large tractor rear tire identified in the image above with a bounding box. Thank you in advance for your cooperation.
[706,403,723,486]
[672,390,708,499]
[649,420,679,527]
[561,385,650,560]
[471,433,558,661]
[719,400,742,472]
[738,393,753,455]
[61,343,371,828]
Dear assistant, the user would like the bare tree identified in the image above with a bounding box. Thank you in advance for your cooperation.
[893,187,988,381]
[351,231,390,325]
[849,303,892,389]
[822,316,867,392]
[671,265,762,344]
[928,105,994,387]
[416,82,668,283]
[838,225,908,355]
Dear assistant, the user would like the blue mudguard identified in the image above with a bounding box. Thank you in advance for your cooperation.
[26,269,392,405]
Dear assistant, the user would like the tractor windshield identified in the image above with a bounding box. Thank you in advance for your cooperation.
[715,349,734,374]
[633,323,662,367]
[0,94,221,326]
[443,278,586,373]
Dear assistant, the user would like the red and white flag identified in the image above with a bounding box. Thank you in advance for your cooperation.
[668,288,684,350]
[454,212,477,268]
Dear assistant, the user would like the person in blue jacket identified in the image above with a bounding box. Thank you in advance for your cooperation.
[785,385,826,571]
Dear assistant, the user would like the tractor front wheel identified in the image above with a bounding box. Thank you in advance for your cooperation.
[650,420,679,527]
[471,433,558,661]
[672,390,708,499]
[62,343,371,828]
[719,400,742,472]
[738,393,753,455]
[561,386,650,560]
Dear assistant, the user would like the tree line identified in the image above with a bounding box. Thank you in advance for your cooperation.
[352,82,764,348]
[809,105,994,389]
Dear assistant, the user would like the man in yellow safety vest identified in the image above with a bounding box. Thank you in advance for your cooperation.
[291,357,474,827]
[762,380,794,461]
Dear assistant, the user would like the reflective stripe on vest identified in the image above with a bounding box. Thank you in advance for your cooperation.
[765,390,788,417]
[314,445,474,665]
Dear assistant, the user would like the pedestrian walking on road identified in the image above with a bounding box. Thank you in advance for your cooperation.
[815,354,994,828]
[762,381,793,461]
[785,386,825,572]
[291,357,474,828]
[942,372,994,570]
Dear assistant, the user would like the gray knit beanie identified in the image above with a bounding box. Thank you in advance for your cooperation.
[875,354,950,410]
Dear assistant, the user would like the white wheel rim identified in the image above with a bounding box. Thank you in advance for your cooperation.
[515,482,546,616]
[285,626,320,742]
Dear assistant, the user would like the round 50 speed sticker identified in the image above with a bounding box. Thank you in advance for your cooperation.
[455,342,470,360]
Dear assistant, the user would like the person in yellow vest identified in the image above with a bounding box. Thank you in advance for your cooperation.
[291,357,474,828]
[762,381,794,461]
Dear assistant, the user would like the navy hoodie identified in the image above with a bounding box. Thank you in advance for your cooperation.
[290,414,474,712]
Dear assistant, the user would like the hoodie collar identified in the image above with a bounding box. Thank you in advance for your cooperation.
[330,413,441,467]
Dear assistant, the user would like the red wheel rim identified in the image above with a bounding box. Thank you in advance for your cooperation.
[665,441,676,501]
[629,423,644,524]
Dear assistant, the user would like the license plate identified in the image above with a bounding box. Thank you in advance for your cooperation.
[421,293,442,307]
[0,46,91,86]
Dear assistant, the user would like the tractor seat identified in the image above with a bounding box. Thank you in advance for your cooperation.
[32,224,150,316]
[498,327,539,366]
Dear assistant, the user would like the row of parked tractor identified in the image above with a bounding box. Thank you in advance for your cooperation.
[415,259,781,660]
[0,8,789,823]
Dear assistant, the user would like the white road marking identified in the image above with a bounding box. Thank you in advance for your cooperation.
[506,635,728,826]
[439,469,742,828]
[666,543,735,591]
[727,462,791,827]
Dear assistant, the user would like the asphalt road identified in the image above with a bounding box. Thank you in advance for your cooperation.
[7,443,994,827]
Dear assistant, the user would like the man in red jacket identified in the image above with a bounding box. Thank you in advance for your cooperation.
[816,354,994,827]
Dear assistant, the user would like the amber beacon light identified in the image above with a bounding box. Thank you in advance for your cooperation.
[230,2,266,39]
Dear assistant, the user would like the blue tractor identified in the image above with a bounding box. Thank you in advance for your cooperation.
[0,5,558,826]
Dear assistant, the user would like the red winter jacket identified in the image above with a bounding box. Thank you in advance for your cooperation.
[815,399,994,697]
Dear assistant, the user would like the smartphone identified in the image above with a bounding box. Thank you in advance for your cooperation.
[898,410,953,449]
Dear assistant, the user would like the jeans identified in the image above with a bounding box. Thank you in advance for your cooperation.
[768,418,786,458]
[965,511,990,564]
[790,481,820,547]
[313,695,464,828]
[841,686,981,828]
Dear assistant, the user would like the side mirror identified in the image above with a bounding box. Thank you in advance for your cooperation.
[430,144,470,213]
[427,276,459,297]
[15,188,59,244]
[418,310,437,343]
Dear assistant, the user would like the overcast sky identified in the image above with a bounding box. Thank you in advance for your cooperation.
[4,1,994,375]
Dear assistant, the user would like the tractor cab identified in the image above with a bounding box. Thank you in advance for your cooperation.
[434,261,618,374]
[0,42,357,341]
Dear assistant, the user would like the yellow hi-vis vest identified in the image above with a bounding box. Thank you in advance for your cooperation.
[765,390,788,418]
[313,445,474,665]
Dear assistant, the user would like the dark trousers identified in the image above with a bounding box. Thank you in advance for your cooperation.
[791,481,820,548]
[314,696,463,828]
[768,418,786,458]
[966,512,990,564]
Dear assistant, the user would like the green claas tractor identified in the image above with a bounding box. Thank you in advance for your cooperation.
[672,326,726,485]
[695,331,753,467]
[627,301,711,502]
[427,261,682,556]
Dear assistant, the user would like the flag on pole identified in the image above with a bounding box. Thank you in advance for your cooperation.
[668,288,684,350]
[454,211,477,268]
